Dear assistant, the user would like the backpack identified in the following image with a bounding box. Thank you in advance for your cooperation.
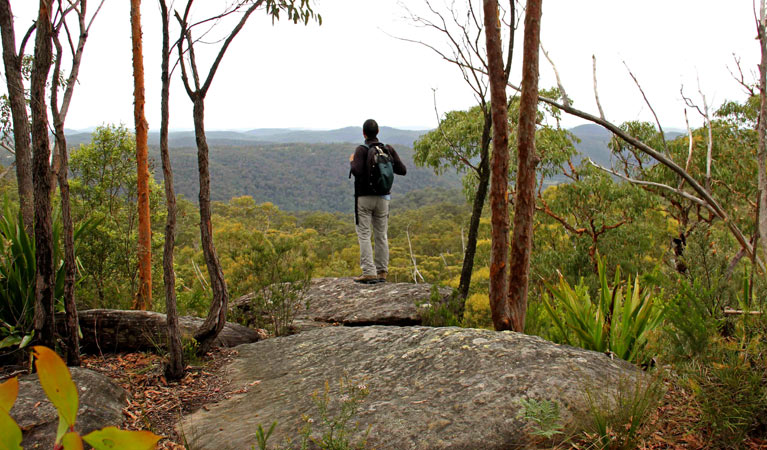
[362,143,394,194]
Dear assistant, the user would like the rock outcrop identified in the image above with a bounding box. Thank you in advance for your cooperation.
[57,309,262,353]
[232,277,453,332]
[180,326,643,450]
[10,368,127,449]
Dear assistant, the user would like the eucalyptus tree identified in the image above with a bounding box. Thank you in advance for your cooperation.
[403,0,517,308]
[174,0,320,353]
[506,0,543,332]
[0,0,35,233]
[130,0,152,311]
[159,0,183,379]
[49,0,104,365]
[29,0,55,349]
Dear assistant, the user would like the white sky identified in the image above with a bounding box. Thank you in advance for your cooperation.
[4,0,760,132]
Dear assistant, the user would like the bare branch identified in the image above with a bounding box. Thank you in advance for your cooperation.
[679,108,694,189]
[592,55,606,120]
[587,158,713,212]
[623,60,667,152]
[541,44,570,107]
[728,53,757,96]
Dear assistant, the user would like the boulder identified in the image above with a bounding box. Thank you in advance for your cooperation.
[57,309,262,353]
[180,326,644,450]
[232,277,453,331]
[10,367,127,449]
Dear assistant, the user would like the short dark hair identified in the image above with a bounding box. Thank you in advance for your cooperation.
[363,119,379,138]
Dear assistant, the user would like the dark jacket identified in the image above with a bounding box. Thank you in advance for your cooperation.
[350,137,407,197]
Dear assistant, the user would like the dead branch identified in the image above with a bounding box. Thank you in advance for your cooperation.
[623,60,667,152]
[406,225,425,283]
[592,55,606,120]
[587,158,714,213]
[679,108,694,189]
[541,44,570,107]
[728,53,756,96]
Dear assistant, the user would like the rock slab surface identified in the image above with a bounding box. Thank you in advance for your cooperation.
[58,309,261,353]
[10,367,127,449]
[233,277,452,331]
[181,326,642,450]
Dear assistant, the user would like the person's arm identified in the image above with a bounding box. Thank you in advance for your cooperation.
[350,145,367,177]
[388,146,407,176]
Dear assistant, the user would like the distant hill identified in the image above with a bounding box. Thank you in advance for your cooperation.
[147,142,462,213]
[64,127,428,150]
[44,123,681,213]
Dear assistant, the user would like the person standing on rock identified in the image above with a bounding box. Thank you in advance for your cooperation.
[349,119,407,284]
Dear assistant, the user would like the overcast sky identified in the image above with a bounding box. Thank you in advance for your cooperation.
[4,1,760,132]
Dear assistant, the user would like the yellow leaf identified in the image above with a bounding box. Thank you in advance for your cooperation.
[32,346,78,429]
[0,377,18,412]
[83,427,162,450]
[62,431,84,450]
[0,408,22,450]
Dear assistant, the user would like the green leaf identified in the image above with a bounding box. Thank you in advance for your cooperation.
[0,408,22,450]
[32,346,78,439]
[83,427,162,450]
[19,333,33,349]
[62,431,84,450]
[0,336,21,350]
[0,377,18,412]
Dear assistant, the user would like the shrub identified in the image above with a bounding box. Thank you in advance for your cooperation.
[0,199,93,355]
[577,372,665,450]
[542,255,664,364]
[228,231,313,336]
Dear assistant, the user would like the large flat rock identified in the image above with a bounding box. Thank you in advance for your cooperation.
[180,326,642,450]
[233,278,453,330]
[298,278,451,325]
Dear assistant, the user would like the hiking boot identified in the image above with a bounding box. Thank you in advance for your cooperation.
[353,274,380,284]
[377,271,388,283]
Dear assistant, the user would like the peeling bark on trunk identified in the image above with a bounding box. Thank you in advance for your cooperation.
[507,0,543,333]
[0,0,34,234]
[757,1,767,267]
[159,0,184,379]
[484,0,511,331]
[457,116,492,302]
[131,0,152,311]
[30,0,55,349]
[191,97,229,354]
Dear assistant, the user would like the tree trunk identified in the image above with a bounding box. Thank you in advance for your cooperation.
[131,0,152,311]
[0,0,35,234]
[51,38,79,367]
[191,96,229,354]
[484,0,511,331]
[457,115,492,303]
[506,0,543,332]
[757,1,767,268]
[30,0,55,349]
[159,0,184,380]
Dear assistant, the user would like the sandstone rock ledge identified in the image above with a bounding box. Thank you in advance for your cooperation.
[180,326,643,450]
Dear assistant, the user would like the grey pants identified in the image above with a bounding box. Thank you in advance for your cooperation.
[356,196,390,276]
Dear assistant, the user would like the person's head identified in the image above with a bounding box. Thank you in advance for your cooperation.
[363,119,379,139]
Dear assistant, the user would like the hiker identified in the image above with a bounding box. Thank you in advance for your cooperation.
[349,119,407,284]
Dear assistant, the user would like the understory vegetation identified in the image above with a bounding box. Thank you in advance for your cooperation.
[2,92,767,448]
